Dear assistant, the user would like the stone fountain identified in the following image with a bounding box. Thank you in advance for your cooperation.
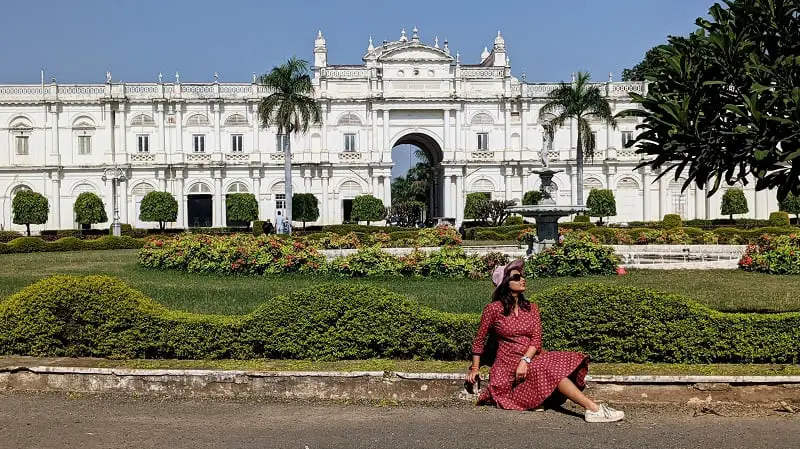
[505,164,587,254]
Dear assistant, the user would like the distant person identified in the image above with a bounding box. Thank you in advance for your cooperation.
[275,211,285,235]
[466,259,625,423]
[262,220,275,235]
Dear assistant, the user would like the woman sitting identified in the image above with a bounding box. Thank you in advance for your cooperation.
[465,259,624,423]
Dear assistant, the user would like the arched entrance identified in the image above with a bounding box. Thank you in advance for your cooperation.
[186,182,213,228]
[391,132,445,221]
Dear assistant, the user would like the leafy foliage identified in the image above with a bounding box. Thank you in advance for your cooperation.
[388,201,425,227]
[485,200,518,226]
[721,188,749,220]
[585,189,616,225]
[621,37,689,81]
[522,190,543,206]
[73,192,107,227]
[539,71,616,205]
[739,234,800,274]
[779,193,800,222]
[622,0,800,200]
[226,193,259,226]
[292,193,319,228]
[12,190,49,236]
[351,195,386,225]
[525,232,618,278]
[138,191,178,231]
[662,214,683,229]
[464,193,489,221]
[768,212,791,228]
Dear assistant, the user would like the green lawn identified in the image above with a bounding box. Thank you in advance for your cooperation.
[1,249,799,315]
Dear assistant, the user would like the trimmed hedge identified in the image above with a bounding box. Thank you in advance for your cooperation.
[0,231,23,243]
[0,236,144,254]
[2,275,800,363]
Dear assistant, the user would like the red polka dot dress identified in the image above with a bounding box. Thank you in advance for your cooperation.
[471,301,589,410]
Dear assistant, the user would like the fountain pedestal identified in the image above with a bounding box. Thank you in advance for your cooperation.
[506,168,586,254]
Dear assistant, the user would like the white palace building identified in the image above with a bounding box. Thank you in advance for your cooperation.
[0,28,779,232]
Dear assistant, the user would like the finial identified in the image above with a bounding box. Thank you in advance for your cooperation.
[158,72,163,83]
[443,39,449,54]
[412,26,419,42]
[175,71,180,84]
[317,30,323,38]
[434,36,439,48]
[608,72,613,82]
[494,30,505,49]
[456,51,460,64]
[106,71,111,83]
[51,77,56,83]
[571,72,576,83]
[521,71,526,82]
[368,36,374,51]
[400,27,407,42]
[253,72,257,83]
[481,46,490,60]
[214,72,219,82]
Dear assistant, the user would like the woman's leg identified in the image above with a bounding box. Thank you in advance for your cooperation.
[556,378,599,412]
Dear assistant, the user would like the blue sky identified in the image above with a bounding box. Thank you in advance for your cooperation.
[0,0,714,176]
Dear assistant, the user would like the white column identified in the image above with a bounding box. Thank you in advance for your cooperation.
[158,103,166,153]
[641,171,651,221]
[119,107,127,155]
[51,178,61,228]
[252,176,262,218]
[371,109,377,150]
[383,110,390,151]
[503,103,510,159]
[695,185,705,220]
[443,109,450,151]
[755,189,769,219]
[519,103,526,151]
[504,170,512,201]
[176,104,184,152]
[304,176,311,194]
[214,177,223,227]
[120,179,129,224]
[450,176,457,218]
[251,103,259,152]
[214,104,221,152]
[455,108,462,150]
[175,175,185,228]
[455,175,464,224]
[321,176,330,224]
[371,176,380,201]
[658,176,667,219]
[50,106,59,156]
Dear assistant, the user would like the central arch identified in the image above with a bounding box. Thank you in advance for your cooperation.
[391,131,446,221]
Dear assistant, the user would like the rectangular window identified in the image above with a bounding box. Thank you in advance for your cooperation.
[78,136,92,155]
[137,135,150,153]
[15,136,29,155]
[590,131,598,149]
[276,134,290,152]
[275,193,286,210]
[343,133,357,152]
[621,131,633,147]
[231,134,243,152]
[193,134,205,153]
[477,133,489,150]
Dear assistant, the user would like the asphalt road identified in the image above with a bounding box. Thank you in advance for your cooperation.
[1,393,799,449]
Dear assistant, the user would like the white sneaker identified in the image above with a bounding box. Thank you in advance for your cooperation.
[585,404,625,423]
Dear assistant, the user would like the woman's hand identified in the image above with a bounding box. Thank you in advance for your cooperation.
[465,367,480,384]
[515,360,529,383]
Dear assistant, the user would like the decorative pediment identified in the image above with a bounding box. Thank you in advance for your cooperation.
[375,44,453,63]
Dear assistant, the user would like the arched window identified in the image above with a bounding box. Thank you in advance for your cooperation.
[224,114,248,127]
[131,183,155,197]
[511,133,521,150]
[130,114,156,127]
[583,178,603,192]
[188,182,212,194]
[472,178,494,192]
[10,119,33,156]
[72,118,96,156]
[471,113,494,125]
[340,180,362,198]
[186,114,211,126]
[669,180,688,218]
[616,177,640,190]
[337,113,362,126]
[10,185,32,197]
[72,183,96,196]
[227,182,249,193]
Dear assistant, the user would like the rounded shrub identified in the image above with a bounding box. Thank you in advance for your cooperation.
[662,214,683,229]
[573,214,591,223]
[0,231,23,243]
[769,211,791,228]
[504,216,524,226]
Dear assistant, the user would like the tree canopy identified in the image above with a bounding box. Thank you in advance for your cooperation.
[139,191,178,230]
[779,193,800,222]
[720,188,749,220]
[12,190,49,236]
[292,193,319,228]
[226,193,259,226]
[586,189,617,225]
[621,0,800,200]
[351,195,386,225]
[73,192,107,227]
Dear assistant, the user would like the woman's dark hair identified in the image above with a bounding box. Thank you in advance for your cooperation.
[491,273,531,316]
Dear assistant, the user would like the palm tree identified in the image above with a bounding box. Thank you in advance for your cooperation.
[539,71,616,206]
[257,57,322,234]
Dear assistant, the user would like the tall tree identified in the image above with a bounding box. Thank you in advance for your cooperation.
[74,192,108,230]
[539,71,616,206]
[12,190,49,236]
[139,191,178,231]
[621,37,688,81]
[586,189,617,225]
[292,193,320,229]
[257,57,322,235]
[720,188,749,221]
[620,0,800,200]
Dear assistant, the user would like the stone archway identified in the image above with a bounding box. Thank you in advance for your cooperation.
[391,132,446,221]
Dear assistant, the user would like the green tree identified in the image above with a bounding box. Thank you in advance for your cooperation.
[74,192,107,229]
[12,190,49,236]
[486,200,517,226]
[621,0,800,201]
[226,193,259,227]
[522,190,543,206]
[257,57,322,235]
[351,195,386,225]
[138,191,178,231]
[539,71,616,205]
[779,193,800,223]
[586,189,617,225]
[621,37,689,81]
[720,188,749,220]
[389,201,424,227]
[292,193,319,229]
[464,192,490,222]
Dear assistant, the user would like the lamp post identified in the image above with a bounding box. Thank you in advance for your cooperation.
[102,166,127,236]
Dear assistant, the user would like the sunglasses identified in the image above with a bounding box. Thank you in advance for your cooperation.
[508,273,524,282]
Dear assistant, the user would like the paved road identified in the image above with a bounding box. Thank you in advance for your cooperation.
[1,392,799,449]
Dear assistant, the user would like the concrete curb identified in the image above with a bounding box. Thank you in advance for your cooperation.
[3,364,800,407]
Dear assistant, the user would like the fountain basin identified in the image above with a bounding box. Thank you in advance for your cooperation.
[506,204,587,252]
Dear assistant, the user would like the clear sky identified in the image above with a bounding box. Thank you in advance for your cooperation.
[0,0,714,176]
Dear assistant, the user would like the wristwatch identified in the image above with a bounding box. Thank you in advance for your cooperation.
[521,356,531,364]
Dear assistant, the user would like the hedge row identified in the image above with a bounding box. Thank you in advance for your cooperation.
[467,222,593,241]
[582,226,800,245]
[2,275,799,363]
[0,236,144,254]
[620,218,797,230]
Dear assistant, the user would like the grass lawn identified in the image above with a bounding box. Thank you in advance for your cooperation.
[1,249,799,315]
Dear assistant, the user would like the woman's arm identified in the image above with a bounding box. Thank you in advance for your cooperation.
[467,304,496,384]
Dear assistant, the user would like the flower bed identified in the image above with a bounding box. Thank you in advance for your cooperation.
[2,275,799,363]
[738,234,800,274]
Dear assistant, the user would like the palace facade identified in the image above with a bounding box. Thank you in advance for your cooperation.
[0,28,778,232]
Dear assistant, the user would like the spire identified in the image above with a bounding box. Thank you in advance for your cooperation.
[434,36,439,48]
[315,30,326,49]
[368,36,374,52]
[412,26,419,42]
[456,51,460,65]
[400,27,407,42]
[494,30,505,49]
[443,39,449,54]
[608,72,613,82]
[480,46,490,60]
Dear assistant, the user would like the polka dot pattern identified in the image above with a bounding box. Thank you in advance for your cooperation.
[471,301,589,410]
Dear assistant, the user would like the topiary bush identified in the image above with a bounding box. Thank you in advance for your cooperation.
[769,211,791,228]
[525,232,618,278]
[662,214,683,229]
[573,214,591,223]
[503,216,524,226]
